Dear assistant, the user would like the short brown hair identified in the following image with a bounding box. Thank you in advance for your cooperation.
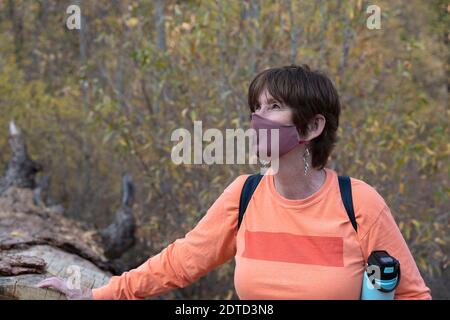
[247,64,340,169]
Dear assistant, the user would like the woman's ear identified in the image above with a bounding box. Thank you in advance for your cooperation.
[302,114,326,142]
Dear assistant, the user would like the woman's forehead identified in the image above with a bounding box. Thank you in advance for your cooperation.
[258,88,279,104]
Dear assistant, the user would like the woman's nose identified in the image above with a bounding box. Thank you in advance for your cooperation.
[255,105,268,115]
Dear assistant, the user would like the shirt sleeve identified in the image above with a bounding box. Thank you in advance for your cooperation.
[358,205,432,300]
[92,175,248,300]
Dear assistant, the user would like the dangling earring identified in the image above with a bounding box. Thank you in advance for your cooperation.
[303,146,310,175]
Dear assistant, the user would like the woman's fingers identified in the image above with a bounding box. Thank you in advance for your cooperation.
[36,277,69,295]
[36,277,93,300]
[36,277,61,288]
[36,276,93,300]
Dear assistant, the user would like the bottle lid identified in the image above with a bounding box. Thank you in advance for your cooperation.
[366,250,401,292]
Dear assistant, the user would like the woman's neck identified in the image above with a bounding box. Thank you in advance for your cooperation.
[272,147,327,200]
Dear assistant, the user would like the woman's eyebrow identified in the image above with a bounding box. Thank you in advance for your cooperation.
[265,98,280,104]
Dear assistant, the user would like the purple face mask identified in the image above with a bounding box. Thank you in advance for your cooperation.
[250,113,306,158]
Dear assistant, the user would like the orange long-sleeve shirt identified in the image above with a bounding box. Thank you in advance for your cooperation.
[92,167,432,300]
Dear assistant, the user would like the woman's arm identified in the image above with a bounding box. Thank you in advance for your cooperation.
[90,174,248,300]
[358,205,432,300]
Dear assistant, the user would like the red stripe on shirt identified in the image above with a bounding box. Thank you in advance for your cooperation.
[242,230,344,267]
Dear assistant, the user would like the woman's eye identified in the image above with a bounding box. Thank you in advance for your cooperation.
[272,104,281,109]
[255,105,261,110]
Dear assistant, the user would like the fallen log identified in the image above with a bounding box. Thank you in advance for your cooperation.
[0,187,113,299]
[0,121,136,299]
[0,245,111,300]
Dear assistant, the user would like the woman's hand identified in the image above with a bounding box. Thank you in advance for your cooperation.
[36,277,93,300]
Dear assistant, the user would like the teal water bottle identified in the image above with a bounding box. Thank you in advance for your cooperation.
[361,250,401,300]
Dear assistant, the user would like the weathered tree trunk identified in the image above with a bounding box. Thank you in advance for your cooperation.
[100,173,136,259]
[0,121,137,299]
[0,122,41,194]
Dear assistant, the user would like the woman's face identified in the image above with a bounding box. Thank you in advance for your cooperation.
[254,87,326,143]
[254,88,294,126]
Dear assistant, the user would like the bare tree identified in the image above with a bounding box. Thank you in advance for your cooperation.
[100,173,136,260]
[155,0,166,52]
[338,1,354,81]
[0,121,41,195]
[7,0,24,66]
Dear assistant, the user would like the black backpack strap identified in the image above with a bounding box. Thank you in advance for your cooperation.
[338,175,357,232]
[238,173,264,231]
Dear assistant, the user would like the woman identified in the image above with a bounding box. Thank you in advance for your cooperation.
[37,64,431,300]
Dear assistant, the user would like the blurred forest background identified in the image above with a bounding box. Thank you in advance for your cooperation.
[0,0,448,299]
